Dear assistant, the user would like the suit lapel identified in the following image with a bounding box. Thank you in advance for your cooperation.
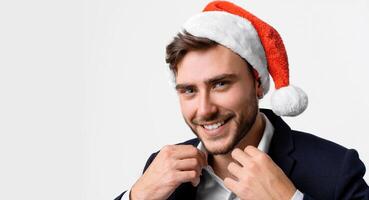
[261,109,296,176]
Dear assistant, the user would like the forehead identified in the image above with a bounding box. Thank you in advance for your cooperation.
[176,45,249,84]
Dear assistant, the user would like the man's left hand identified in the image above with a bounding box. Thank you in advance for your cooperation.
[224,146,296,200]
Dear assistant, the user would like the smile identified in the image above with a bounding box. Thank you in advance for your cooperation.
[201,116,232,131]
[202,121,225,130]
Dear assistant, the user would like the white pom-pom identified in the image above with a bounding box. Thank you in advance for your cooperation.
[271,85,308,116]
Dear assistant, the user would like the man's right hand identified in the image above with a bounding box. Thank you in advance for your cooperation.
[130,145,207,200]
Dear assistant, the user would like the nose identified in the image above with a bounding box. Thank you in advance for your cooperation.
[197,91,218,120]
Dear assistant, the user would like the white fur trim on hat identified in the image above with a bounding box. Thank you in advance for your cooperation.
[183,11,270,94]
[271,85,308,116]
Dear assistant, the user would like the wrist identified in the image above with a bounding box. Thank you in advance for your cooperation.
[285,185,297,200]
[275,181,296,200]
[130,182,144,200]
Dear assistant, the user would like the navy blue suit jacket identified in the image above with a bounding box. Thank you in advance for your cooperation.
[116,109,369,199]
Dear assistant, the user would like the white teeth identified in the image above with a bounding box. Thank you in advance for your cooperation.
[203,121,225,130]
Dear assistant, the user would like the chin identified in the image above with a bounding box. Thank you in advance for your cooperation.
[200,136,235,155]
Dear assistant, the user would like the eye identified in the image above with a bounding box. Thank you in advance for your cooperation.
[213,81,228,89]
[179,87,196,96]
[184,87,194,94]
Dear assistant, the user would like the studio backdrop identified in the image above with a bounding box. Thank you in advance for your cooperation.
[0,0,368,199]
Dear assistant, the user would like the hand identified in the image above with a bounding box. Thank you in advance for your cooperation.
[224,146,296,200]
[130,145,207,200]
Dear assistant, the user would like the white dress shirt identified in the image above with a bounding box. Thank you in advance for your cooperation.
[121,113,303,200]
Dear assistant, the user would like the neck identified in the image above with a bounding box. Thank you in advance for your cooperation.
[210,112,266,180]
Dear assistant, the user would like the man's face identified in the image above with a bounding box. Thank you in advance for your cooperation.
[175,45,262,155]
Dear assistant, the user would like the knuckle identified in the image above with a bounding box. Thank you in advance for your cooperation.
[161,145,173,156]
[192,158,200,167]
[244,145,253,152]
[188,170,197,179]
[227,162,235,171]
[162,145,172,152]
[170,160,178,169]
[227,163,232,171]
[231,150,237,158]
[258,153,269,162]
[223,177,232,187]
[188,147,198,155]
[231,148,241,158]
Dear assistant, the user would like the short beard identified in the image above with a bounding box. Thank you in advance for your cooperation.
[184,99,258,155]
[220,106,258,155]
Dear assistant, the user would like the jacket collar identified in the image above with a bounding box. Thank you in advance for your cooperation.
[261,109,296,176]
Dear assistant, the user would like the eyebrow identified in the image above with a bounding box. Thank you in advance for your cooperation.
[175,73,238,90]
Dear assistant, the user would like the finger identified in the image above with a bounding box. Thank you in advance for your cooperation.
[191,177,200,187]
[175,158,204,177]
[224,177,240,194]
[175,158,203,170]
[176,170,200,185]
[180,151,207,168]
[231,148,251,166]
[168,145,207,164]
[244,145,262,156]
[227,161,243,179]
[179,148,207,167]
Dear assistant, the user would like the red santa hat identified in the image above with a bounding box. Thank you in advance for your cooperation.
[182,1,308,116]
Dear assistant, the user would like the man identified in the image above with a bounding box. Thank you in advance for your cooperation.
[116,1,369,199]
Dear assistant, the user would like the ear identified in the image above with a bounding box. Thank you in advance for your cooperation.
[255,79,264,99]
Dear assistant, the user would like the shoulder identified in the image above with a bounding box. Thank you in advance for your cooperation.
[291,129,365,169]
[289,130,368,198]
[291,130,348,156]
[290,130,351,170]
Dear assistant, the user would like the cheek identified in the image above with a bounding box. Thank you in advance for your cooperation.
[213,86,252,110]
[179,98,196,120]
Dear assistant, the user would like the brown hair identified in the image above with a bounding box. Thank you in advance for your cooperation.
[165,31,259,83]
[165,31,217,75]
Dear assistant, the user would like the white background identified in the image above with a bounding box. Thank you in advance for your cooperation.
[0,0,368,199]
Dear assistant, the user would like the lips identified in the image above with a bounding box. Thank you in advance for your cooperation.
[202,120,225,130]
[200,116,232,136]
